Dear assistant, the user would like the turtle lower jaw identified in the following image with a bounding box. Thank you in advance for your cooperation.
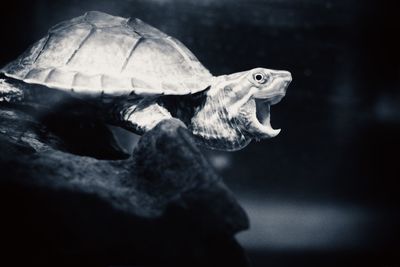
[245,94,284,138]
[254,99,280,138]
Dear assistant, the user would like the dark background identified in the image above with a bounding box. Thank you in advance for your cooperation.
[1,0,399,266]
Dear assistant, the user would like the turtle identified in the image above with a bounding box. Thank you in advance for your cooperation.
[0,11,292,151]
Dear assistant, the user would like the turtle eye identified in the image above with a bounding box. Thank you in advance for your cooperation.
[253,72,268,84]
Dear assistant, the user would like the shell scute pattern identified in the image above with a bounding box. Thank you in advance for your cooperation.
[126,16,168,38]
[1,11,213,96]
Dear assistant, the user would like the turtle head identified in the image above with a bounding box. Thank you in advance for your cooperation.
[191,67,291,150]
[219,67,292,139]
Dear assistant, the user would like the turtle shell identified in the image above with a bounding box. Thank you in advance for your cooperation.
[1,11,213,96]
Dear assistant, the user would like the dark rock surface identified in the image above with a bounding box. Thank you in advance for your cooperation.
[0,103,250,266]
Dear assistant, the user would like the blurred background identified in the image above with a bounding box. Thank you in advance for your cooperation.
[1,0,399,266]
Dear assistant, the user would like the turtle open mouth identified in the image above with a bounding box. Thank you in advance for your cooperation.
[252,94,285,138]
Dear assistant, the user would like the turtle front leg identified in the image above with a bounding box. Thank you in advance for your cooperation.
[0,78,24,103]
[112,98,185,135]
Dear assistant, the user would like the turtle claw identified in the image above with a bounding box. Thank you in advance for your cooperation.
[0,79,24,103]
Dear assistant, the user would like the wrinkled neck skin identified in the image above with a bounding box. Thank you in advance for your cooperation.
[189,76,251,151]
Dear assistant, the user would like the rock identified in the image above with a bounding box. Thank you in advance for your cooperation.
[0,103,250,266]
[0,101,129,159]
